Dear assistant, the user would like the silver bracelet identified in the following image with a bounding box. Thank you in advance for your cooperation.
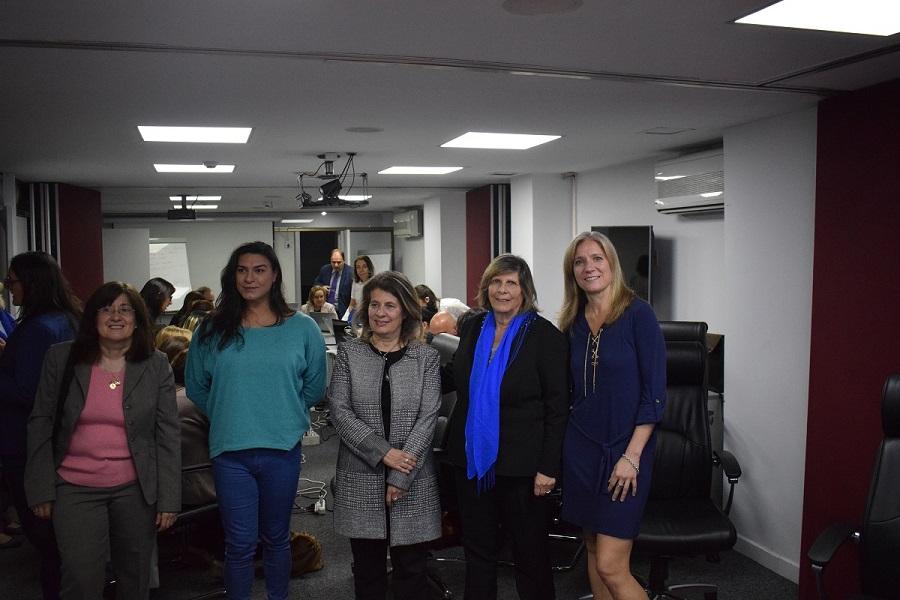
[621,454,640,475]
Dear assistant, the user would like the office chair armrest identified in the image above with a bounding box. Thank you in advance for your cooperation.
[807,522,858,567]
[713,451,741,514]
[808,522,859,600]
[713,450,742,482]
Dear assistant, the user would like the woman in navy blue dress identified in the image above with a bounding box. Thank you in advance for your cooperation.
[559,232,666,600]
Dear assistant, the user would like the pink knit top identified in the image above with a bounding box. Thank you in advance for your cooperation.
[57,365,137,488]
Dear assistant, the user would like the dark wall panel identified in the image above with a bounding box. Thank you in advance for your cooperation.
[57,183,103,303]
[800,79,900,599]
[465,185,492,304]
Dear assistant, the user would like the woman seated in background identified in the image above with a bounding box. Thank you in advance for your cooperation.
[139,277,175,331]
[0,251,81,599]
[155,326,215,506]
[299,284,338,319]
[25,281,180,600]
[169,290,203,328]
[445,254,569,600]
[414,284,439,324]
[329,271,442,600]
[181,299,215,333]
[346,255,375,321]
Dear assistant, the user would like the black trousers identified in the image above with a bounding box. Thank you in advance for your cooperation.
[349,536,428,600]
[1,458,62,600]
[454,468,555,600]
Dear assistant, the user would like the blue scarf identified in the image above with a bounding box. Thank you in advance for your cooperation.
[465,310,531,491]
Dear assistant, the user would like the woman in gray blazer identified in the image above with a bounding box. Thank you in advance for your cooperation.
[328,271,441,600]
[25,282,180,600]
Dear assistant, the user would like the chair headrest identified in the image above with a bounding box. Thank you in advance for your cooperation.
[883,374,900,437]
[659,321,708,344]
[666,342,706,386]
[430,333,460,365]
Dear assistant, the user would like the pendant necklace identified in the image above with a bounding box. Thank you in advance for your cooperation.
[583,328,603,396]
[108,371,124,390]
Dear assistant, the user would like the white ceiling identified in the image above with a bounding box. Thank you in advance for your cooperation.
[1,0,898,216]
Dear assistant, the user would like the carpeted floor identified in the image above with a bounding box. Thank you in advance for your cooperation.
[0,412,799,599]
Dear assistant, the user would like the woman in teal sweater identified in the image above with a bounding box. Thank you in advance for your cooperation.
[185,241,326,600]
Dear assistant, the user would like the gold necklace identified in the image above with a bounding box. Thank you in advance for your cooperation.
[583,328,603,396]
[108,375,123,390]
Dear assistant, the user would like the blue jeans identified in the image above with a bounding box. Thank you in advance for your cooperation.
[212,444,302,600]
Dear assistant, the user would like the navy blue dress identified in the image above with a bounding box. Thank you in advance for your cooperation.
[561,299,666,539]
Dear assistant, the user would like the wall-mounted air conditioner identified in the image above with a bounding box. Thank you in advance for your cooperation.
[654,150,724,214]
[393,209,422,238]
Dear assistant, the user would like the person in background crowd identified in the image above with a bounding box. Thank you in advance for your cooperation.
[0,282,17,345]
[346,255,375,321]
[559,232,666,600]
[299,285,339,319]
[25,281,179,600]
[139,278,175,329]
[186,241,326,600]
[181,299,215,334]
[0,251,81,599]
[426,310,457,338]
[195,286,215,304]
[329,271,441,600]
[445,255,569,600]
[314,249,352,318]
[414,285,439,324]
[169,290,203,328]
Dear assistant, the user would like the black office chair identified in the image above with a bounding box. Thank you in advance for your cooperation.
[807,374,900,600]
[633,321,741,600]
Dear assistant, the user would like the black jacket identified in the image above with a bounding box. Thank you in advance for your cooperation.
[446,312,569,478]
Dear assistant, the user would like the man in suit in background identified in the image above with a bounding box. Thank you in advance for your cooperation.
[314,248,353,317]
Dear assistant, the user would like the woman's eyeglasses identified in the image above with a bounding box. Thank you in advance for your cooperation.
[99,305,135,317]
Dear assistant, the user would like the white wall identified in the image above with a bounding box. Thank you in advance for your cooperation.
[108,220,274,296]
[722,108,816,582]
[102,228,150,287]
[272,230,296,304]
[575,159,726,332]
[511,174,572,321]
[393,235,425,287]
[435,191,468,301]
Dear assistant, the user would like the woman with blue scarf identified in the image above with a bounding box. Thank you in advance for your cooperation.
[445,254,569,600]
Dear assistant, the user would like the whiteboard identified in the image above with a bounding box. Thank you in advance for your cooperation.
[149,241,192,304]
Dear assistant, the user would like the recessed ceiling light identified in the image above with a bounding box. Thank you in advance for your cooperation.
[154,164,235,173]
[441,132,561,150]
[736,0,900,36]
[169,195,222,201]
[179,204,219,210]
[321,211,328,216]
[379,166,463,175]
[138,126,252,143]
[281,219,315,224]
[700,191,724,198]
[654,174,686,181]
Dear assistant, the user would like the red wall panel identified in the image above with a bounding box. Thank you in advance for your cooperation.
[800,79,900,599]
[466,185,492,304]
[56,183,104,303]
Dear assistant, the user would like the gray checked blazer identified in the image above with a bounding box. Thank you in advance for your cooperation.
[25,342,181,513]
[328,338,441,546]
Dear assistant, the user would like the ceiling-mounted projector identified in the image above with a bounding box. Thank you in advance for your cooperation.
[168,194,197,220]
[295,152,370,209]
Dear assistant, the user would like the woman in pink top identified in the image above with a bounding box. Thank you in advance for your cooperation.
[25,282,180,600]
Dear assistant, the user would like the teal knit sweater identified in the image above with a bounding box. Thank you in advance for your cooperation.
[185,313,327,458]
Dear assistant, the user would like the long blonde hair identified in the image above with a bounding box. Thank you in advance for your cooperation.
[558,231,634,333]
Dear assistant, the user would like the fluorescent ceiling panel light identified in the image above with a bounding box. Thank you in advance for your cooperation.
[154,164,235,173]
[315,194,373,201]
[654,174,686,181]
[441,132,561,150]
[379,166,463,175]
[182,204,219,210]
[700,191,724,198]
[736,0,900,36]
[281,219,315,223]
[138,126,252,143]
[169,195,222,201]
